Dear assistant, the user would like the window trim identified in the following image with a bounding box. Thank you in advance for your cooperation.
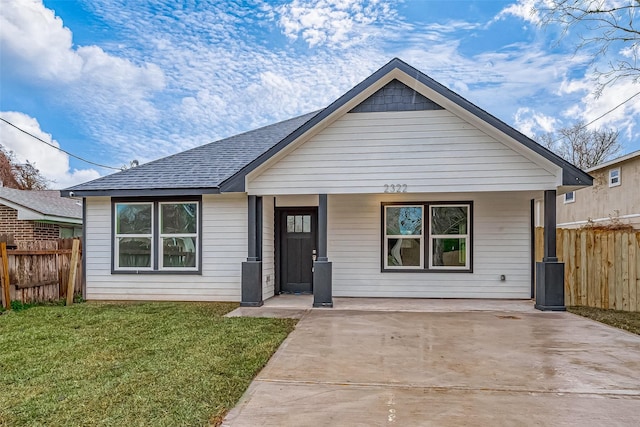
[381,201,473,273]
[383,205,424,270]
[111,196,202,274]
[114,201,154,272]
[564,191,575,204]
[428,204,471,271]
[609,167,621,187]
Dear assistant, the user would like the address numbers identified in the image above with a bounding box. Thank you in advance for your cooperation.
[383,184,407,193]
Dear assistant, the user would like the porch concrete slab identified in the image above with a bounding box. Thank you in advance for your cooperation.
[223,310,640,426]
[226,295,537,318]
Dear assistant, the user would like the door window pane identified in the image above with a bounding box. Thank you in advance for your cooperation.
[387,238,421,267]
[287,215,312,233]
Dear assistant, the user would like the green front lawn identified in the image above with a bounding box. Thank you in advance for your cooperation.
[0,302,296,426]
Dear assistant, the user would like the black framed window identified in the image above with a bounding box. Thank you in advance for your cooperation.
[113,198,201,273]
[382,201,472,272]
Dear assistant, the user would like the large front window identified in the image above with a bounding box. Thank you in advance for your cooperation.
[382,202,472,272]
[114,200,199,272]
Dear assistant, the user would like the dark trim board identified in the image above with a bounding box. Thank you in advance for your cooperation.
[275,207,318,294]
[380,201,474,273]
[110,195,203,275]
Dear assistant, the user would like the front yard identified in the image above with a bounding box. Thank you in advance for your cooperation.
[0,302,296,426]
[568,306,640,335]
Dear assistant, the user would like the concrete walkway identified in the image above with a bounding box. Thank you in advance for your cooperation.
[223,300,640,426]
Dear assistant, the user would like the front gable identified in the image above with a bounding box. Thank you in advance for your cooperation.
[245,61,569,196]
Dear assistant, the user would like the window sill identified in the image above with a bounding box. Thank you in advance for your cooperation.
[381,268,473,273]
[111,269,202,275]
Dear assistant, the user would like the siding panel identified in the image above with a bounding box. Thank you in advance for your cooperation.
[328,192,534,298]
[84,194,246,301]
[249,110,558,195]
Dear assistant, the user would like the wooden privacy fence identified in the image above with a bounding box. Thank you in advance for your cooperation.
[0,238,82,308]
[535,228,640,312]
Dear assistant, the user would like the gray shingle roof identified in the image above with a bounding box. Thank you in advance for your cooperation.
[0,188,82,220]
[64,111,319,195]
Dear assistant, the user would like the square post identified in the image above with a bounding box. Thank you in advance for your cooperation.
[241,195,263,307]
[535,189,565,311]
[313,194,333,307]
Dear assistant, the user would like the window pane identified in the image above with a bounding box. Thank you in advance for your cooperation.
[387,238,421,267]
[287,216,295,233]
[161,203,197,234]
[295,215,303,232]
[386,206,422,235]
[302,215,311,233]
[162,237,197,268]
[431,206,468,235]
[432,238,466,267]
[118,237,151,267]
[117,204,152,234]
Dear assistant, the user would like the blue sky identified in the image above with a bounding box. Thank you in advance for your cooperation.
[1,0,638,189]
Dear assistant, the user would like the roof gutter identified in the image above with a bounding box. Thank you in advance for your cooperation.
[60,187,221,198]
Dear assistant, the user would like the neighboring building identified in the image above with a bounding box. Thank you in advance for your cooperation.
[557,150,640,229]
[62,59,591,308]
[0,187,82,245]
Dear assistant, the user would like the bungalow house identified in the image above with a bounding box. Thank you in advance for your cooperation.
[557,150,640,229]
[62,59,592,310]
[0,187,82,246]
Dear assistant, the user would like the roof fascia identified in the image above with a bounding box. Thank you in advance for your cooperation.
[0,198,82,224]
[388,61,592,187]
[221,58,592,192]
[0,199,44,218]
[586,150,640,172]
[219,60,407,193]
[60,188,220,198]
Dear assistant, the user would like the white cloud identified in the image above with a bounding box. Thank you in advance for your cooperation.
[0,0,165,92]
[494,0,544,24]
[272,0,397,48]
[559,77,640,145]
[514,107,559,137]
[0,112,101,189]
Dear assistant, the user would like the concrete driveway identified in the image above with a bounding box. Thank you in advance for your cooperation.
[223,302,640,426]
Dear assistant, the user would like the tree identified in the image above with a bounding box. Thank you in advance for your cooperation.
[538,122,621,169]
[536,1,640,96]
[0,145,49,190]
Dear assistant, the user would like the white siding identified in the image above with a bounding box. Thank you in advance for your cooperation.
[248,110,558,195]
[262,196,275,300]
[328,192,535,299]
[84,194,246,301]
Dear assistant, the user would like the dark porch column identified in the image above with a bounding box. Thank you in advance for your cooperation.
[241,195,263,307]
[535,190,565,311]
[313,194,333,308]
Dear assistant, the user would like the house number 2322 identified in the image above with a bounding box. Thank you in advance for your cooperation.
[383,184,407,193]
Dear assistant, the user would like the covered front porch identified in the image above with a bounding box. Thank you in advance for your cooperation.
[239,190,565,311]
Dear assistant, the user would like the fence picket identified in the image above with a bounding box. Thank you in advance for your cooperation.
[1,238,82,305]
[629,234,637,313]
[535,228,639,312]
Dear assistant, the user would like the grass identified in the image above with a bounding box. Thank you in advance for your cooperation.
[568,306,640,335]
[0,302,297,427]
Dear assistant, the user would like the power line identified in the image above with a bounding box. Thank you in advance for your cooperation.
[579,91,640,130]
[546,91,640,144]
[0,117,122,171]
